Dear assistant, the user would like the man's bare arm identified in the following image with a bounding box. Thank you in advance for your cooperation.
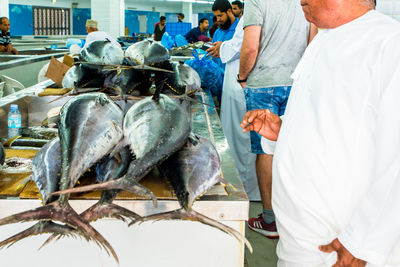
[239,25,261,81]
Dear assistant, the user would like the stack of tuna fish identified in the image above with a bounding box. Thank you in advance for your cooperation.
[0,89,251,262]
[62,39,201,97]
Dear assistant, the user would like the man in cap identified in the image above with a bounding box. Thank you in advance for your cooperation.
[84,19,120,48]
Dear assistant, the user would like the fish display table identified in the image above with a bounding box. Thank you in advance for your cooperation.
[0,84,249,267]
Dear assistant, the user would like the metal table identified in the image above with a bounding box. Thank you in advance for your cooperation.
[0,83,249,267]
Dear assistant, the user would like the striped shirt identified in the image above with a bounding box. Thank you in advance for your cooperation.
[0,30,11,46]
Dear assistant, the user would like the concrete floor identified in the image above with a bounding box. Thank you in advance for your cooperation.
[244,202,279,267]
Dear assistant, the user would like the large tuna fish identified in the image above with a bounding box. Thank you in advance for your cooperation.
[131,133,253,253]
[81,40,124,65]
[0,93,125,262]
[41,146,141,247]
[103,68,152,96]
[52,87,191,206]
[155,62,201,95]
[125,39,170,66]
[0,138,89,251]
[124,40,152,66]
[62,63,107,90]
[32,138,61,205]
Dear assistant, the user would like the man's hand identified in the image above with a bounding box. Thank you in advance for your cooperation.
[241,109,282,141]
[319,239,367,267]
[6,44,12,52]
[206,41,222,58]
[11,47,18,55]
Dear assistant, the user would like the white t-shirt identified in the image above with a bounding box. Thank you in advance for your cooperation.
[84,31,121,48]
[273,10,400,266]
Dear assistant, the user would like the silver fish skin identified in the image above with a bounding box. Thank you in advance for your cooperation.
[59,92,124,191]
[159,133,220,210]
[95,146,132,183]
[31,137,61,204]
[177,63,201,94]
[124,39,152,66]
[62,65,78,88]
[80,40,124,65]
[123,93,191,180]
[143,41,170,65]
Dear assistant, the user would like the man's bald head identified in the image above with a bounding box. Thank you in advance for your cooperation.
[0,17,10,33]
[300,0,374,28]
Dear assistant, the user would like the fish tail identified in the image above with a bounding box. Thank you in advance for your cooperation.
[80,201,142,224]
[131,208,253,253]
[0,201,119,263]
[42,201,142,250]
[0,221,70,249]
[51,178,158,208]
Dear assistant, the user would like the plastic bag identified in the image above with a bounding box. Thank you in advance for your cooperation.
[161,33,175,50]
[175,34,188,47]
[185,50,224,101]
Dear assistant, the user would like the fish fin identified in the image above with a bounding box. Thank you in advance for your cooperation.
[0,201,119,263]
[51,178,158,208]
[0,221,77,250]
[152,78,167,102]
[80,201,142,224]
[43,201,142,248]
[14,175,32,191]
[109,139,126,159]
[217,175,238,194]
[2,135,21,147]
[130,208,252,253]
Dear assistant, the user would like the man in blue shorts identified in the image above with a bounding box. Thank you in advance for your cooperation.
[238,0,313,238]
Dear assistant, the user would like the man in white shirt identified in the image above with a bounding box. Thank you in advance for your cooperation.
[207,17,260,201]
[242,0,400,266]
[84,19,120,48]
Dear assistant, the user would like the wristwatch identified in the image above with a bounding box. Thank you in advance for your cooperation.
[237,74,247,83]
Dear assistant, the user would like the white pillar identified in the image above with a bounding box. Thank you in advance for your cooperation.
[0,0,9,18]
[90,0,125,39]
[182,2,193,25]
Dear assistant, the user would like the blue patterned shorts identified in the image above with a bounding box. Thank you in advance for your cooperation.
[244,86,292,154]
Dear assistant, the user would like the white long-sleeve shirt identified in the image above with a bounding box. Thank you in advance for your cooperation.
[273,10,400,266]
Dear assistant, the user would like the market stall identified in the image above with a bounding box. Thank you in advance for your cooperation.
[0,81,249,267]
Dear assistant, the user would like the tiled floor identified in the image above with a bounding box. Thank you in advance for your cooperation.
[245,202,279,267]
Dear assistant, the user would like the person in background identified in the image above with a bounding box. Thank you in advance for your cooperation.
[0,17,18,55]
[184,18,210,43]
[207,0,239,101]
[84,19,120,48]
[177,13,185,23]
[153,16,166,42]
[232,1,244,19]
[242,0,400,265]
[238,0,312,239]
[209,16,219,39]
[206,11,261,201]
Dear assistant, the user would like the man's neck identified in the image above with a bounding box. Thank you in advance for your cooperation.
[228,13,236,25]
